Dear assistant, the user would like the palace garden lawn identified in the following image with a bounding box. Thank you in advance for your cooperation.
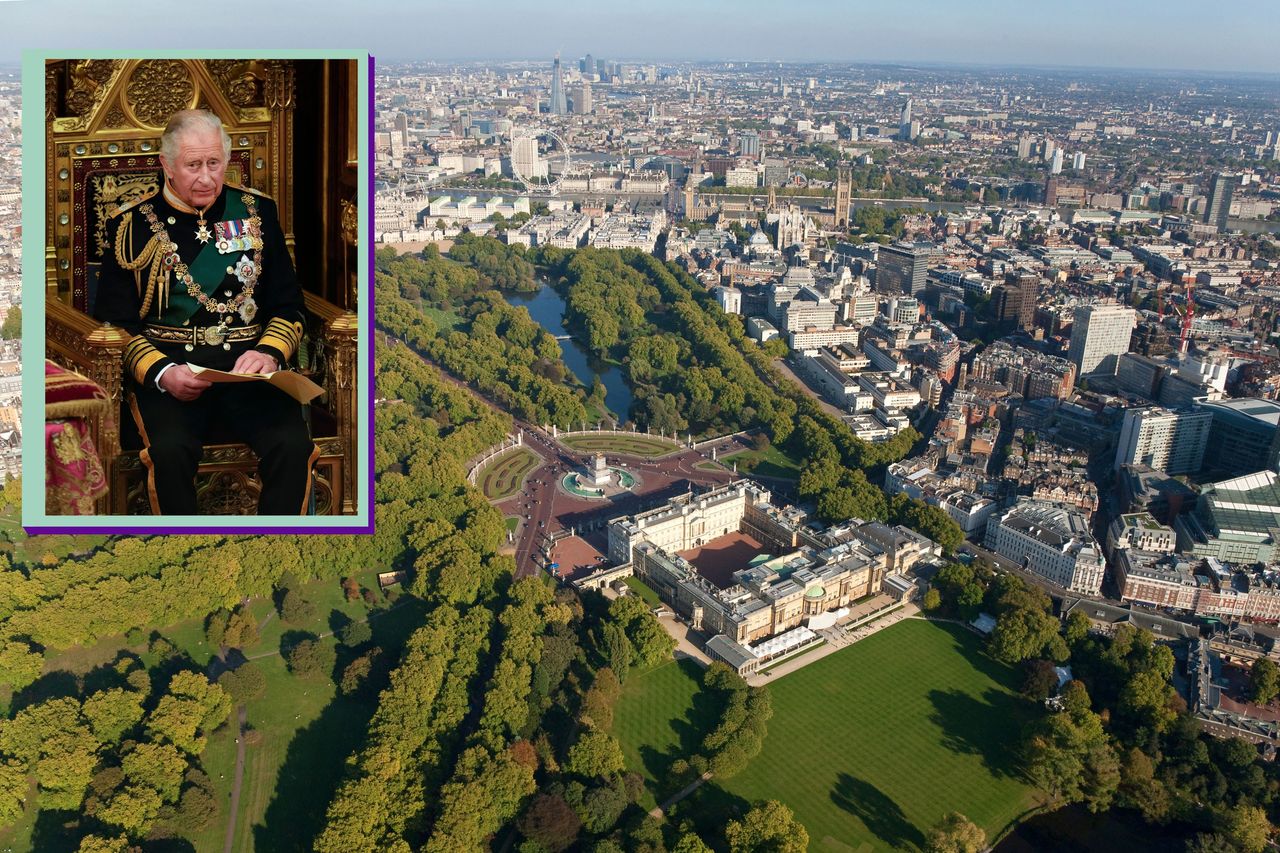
[615,618,1042,851]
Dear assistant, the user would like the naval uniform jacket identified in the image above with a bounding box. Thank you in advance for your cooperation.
[94,180,306,382]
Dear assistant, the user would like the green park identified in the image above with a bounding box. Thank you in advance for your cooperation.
[0,567,419,853]
[559,432,682,458]
[720,443,804,480]
[615,619,1041,850]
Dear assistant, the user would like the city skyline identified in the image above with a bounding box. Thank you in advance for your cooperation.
[0,0,1277,75]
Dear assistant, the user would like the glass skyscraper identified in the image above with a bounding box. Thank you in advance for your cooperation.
[550,55,567,116]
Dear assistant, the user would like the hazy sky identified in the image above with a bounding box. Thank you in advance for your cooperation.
[0,0,1276,74]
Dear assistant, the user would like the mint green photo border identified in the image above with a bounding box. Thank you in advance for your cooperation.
[21,49,372,532]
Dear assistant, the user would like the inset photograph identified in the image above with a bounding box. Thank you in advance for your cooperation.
[28,54,369,530]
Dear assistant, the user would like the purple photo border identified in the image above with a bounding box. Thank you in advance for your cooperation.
[27,54,377,536]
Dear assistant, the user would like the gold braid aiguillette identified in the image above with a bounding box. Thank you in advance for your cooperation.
[113,210,170,318]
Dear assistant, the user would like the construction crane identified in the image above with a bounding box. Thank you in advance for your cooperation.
[1179,281,1195,354]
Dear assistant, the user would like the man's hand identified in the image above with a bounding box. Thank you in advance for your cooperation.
[233,350,278,375]
[158,364,213,402]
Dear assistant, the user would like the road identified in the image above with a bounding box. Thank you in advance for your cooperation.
[222,705,248,853]
[772,357,847,419]
[648,771,714,820]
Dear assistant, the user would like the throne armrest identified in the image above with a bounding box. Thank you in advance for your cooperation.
[303,292,359,514]
[46,301,130,514]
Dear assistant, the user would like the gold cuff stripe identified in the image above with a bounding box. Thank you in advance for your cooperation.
[131,350,166,384]
[257,334,294,359]
[267,318,303,344]
[260,318,303,359]
[123,337,157,365]
[124,337,167,383]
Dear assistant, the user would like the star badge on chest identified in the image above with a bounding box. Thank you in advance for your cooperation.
[195,223,213,244]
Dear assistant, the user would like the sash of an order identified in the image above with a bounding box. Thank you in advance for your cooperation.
[157,192,252,326]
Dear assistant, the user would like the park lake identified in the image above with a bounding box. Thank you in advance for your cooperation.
[505,280,634,424]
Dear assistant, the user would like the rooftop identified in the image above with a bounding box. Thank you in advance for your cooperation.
[1202,398,1280,427]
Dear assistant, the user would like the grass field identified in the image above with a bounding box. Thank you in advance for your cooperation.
[613,657,718,811]
[560,433,681,458]
[623,575,662,607]
[617,620,1040,852]
[419,304,465,333]
[477,447,541,501]
[721,443,803,480]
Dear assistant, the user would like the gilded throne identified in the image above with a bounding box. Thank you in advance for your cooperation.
[44,58,361,515]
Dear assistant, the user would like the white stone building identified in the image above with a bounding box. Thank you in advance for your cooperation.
[984,499,1105,595]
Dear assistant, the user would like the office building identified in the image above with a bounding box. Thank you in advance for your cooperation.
[762,159,789,187]
[993,275,1039,332]
[876,241,936,297]
[1107,512,1178,555]
[1176,470,1280,565]
[900,99,914,140]
[549,55,567,116]
[510,134,547,181]
[738,131,760,159]
[1205,172,1236,231]
[1199,398,1280,475]
[1115,352,1166,400]
[573,80,592,115]
[1067,303,1136,377]
[1113,407,1212,475]
[984,499,1105,595]
[1044,175,1059,206]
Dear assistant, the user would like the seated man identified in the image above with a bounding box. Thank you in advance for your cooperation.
[95,109,317,515]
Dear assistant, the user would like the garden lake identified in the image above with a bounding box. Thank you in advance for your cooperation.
[505,279,634,424]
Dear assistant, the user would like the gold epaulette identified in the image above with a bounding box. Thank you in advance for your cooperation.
[228,182,273,200]
[106,187,159,220]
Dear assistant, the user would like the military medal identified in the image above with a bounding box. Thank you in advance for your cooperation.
[215,218,261,253]
[195,206,213,244]
[234,255,257,284]
[136,194,263,323]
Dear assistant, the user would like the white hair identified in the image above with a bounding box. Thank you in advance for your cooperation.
[160,110,232,164]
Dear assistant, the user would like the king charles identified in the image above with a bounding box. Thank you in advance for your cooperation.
[94,109,317,515]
